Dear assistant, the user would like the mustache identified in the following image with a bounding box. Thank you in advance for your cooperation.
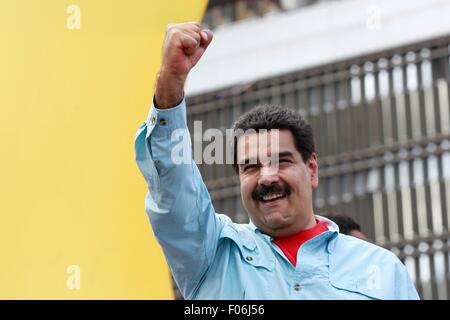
[252,183,291,201]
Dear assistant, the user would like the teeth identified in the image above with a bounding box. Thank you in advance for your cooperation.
[262,193,284,201]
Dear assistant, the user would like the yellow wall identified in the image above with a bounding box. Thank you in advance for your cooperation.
[0,0,207,299]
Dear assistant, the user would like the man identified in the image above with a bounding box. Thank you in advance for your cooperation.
[324,214,368,241]
[134,22,419,299]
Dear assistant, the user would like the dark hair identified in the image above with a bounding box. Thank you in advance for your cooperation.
[231,105,315,173]
[324,214,361,235]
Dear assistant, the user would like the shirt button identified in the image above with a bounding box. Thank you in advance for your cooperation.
[154,160,160,166]
[150,116,156,125]
[293,283,301,291]
[159,118,167,126]
[245,256,253,262]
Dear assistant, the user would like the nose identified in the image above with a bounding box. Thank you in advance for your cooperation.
[258,165,280,186]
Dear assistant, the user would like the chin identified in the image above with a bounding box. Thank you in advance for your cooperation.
[263,212,290,229]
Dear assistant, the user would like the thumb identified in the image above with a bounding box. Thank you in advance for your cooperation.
[188,29,213,69]
[200,29,213,50]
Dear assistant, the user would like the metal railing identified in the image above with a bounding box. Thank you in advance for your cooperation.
[184,34,450,300]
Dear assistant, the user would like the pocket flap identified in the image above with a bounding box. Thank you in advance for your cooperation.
[219,223,275,271]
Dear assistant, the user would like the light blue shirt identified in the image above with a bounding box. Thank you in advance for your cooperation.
[134,99,420,300]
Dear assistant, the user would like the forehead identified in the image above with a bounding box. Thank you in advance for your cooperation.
[236,129,297,162]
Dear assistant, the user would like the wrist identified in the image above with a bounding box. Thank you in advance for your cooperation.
[154,68,187,109]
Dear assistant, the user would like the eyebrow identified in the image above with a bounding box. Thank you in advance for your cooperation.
[276,151,294,159]
[239,151,294,166]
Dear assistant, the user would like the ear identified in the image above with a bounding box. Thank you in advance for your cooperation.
[307,153,319,189]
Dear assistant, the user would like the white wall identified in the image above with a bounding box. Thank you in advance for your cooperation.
[186,0,450,96]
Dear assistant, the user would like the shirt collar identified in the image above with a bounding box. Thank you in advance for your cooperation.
[248,214,340,250]
[315,214,340,233]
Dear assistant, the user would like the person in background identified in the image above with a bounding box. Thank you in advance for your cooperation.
[323,214,368,241]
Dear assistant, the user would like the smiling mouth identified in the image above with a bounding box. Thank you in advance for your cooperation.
[260,192,287,203]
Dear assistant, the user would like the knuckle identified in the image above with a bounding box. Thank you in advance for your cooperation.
[187,21,200,30]
[169,28,180,38]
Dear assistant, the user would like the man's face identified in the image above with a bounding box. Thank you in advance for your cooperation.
[237,129,318,237]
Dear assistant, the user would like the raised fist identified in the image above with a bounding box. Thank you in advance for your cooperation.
[161,22,213,76]
[155,22,213,108]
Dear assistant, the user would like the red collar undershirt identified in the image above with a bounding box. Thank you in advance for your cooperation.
[272,219,328,267]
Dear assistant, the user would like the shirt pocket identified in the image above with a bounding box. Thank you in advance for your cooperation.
[329,258,390,300]
[328,279,382,300]
[219,224,275,272]
[219,224,275,299]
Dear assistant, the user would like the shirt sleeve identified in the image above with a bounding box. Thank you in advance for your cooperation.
[134,98,225,299]
[394,259,421,300]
